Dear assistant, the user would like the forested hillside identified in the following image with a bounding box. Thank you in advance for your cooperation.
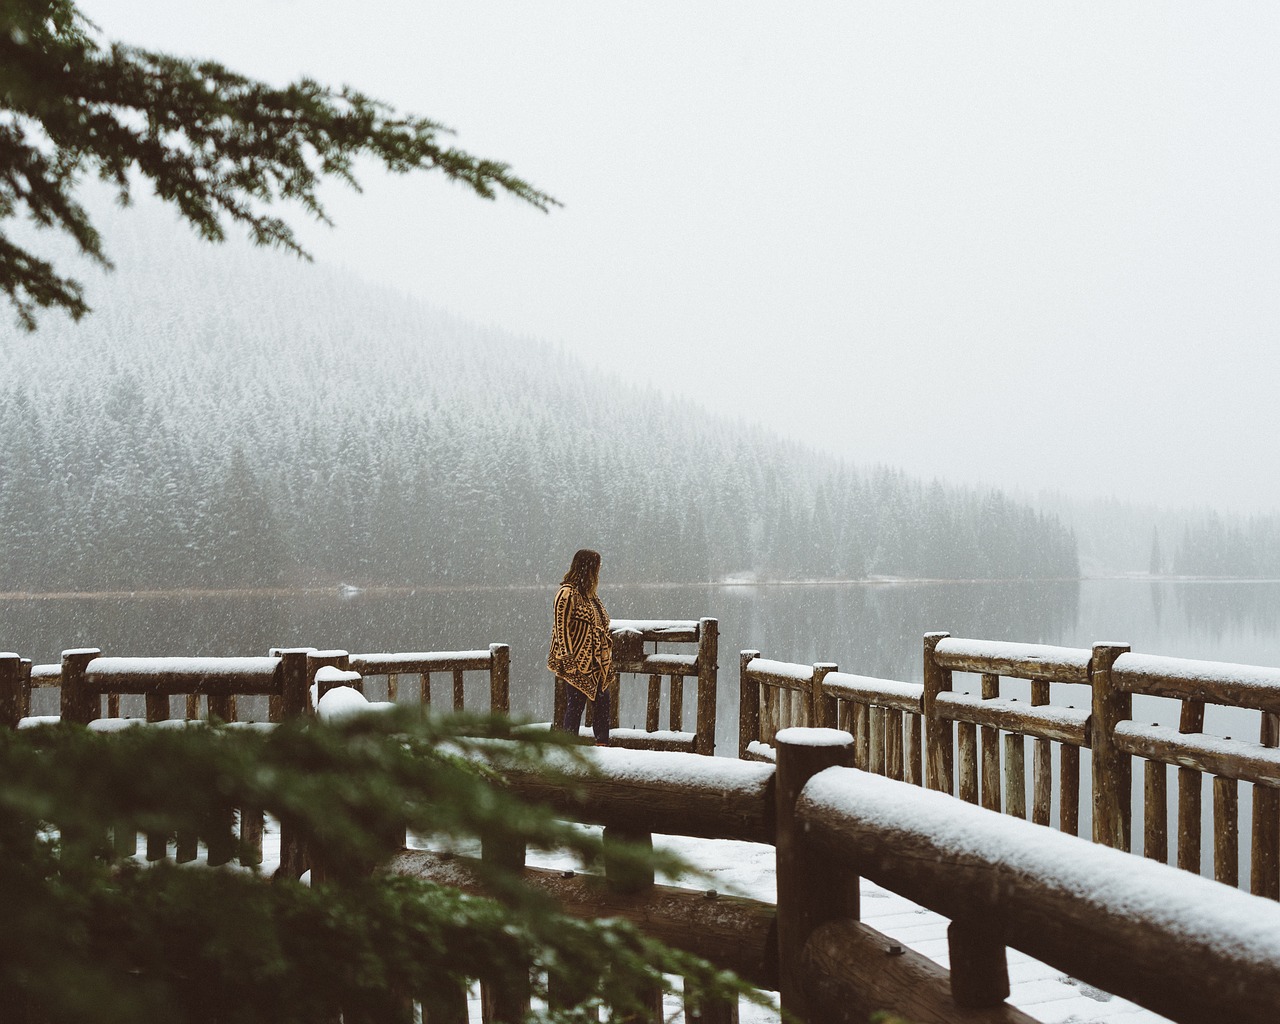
[0,209,1078,592]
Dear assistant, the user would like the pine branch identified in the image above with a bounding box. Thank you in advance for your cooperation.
[0,0,559,329]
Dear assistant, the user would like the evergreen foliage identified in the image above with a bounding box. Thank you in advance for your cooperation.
[0,0,554,330]
[0,709,758,1022]
[0,211,1080,593]
[1174,512,1280,578]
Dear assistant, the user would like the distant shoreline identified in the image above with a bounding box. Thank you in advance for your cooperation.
[4,575,1280,601]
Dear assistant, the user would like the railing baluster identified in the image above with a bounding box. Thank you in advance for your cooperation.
[646,673,661,731]
[980,672,1001,812]
[146,692,170,861]
[1214,775,1239,887]
[1144,759,1169,863]
[885,707,904,781]
[853,703,869,770]
[1059,744,1080,836]
[1177,699,1205,872]
[1031,681,1052,826]
[1252,713,1279,900]
[452,668,465,711]
[1004,733,1026,819]
[905,712,923,786]
[957,721,978,803]
[670,675,684,731]
[868,706,886,776]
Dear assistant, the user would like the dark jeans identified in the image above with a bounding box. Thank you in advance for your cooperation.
[561,682,611,744]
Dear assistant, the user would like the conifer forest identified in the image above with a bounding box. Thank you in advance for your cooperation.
[3,215,1083,593]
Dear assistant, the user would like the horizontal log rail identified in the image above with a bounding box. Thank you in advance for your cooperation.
[932,637,1092,684]
[794,750,1280,1024]
[738,651,835,762]
[1112,652,1280,714]
[349,643,511,715]
[820,671,922,714]
[389,848,779,989]
[85,656,283,696]
[1114,721,1280,788]
[934,691,1090,747]
[501,745,776,845]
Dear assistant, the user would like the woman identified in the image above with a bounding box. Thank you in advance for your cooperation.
[547,549,614,745]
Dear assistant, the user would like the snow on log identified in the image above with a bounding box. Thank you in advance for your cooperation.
[1113,653,1280,713]
[934,638,1092,683]
[499,745,776,844]
[798,766,1280,1024]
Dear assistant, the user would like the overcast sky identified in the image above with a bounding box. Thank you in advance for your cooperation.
[78,2,1280,514]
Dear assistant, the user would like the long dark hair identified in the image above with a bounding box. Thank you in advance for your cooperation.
[561,549,601,596]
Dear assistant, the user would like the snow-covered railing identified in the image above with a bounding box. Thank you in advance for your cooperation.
[742,633,1280,901]
[1103,651,1280,898]
[925,633,1095,836]
[347,643,511,715]
[56,648,312,726]
[737,652,836,761]
[553,617,719,756]
[780,729,1280,1024]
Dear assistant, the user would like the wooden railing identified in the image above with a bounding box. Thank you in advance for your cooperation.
[1106,652,1280,897]
[555,617,719,756]
[411,732,1280,1024]
[739,632,1280,899]
[346,643,511,714]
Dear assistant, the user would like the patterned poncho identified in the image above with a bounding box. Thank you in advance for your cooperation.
[547,583,614,700]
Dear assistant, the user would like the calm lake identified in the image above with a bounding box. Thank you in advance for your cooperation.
[5,578,1278,879]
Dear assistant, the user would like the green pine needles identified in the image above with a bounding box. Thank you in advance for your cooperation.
[0,0,557,330]
[0,710,757,1023]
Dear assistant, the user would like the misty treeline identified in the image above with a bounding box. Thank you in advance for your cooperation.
[1171,515,1280,578]
[0,212,1077,592]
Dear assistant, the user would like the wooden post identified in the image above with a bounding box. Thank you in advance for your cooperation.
[738,650,760,760]
[646,674,662,731]
[885,707,905,781]
[775,728,857,1023]
[1144,759,1169,863]
[481,832,530,1023]
[0,653,22,729]
[452,668,466,712]
[1177,699,1205,873]
[1214,776,1239,887]
[489,643,510,714]
[958,722,979,804]
[868,705,886,776]
[670,675,685,731]
[553,676,566,730]
[853,703,869,770]
[604,827,654,895]
[695,618,718,756]
[145,692,171,861]
[604,827,663,1022]
[923,632,954,794]
[947,919,1010,1008]
[683,981,739,1024]
[811,662,838,730]
[1090,642,1132,851]
[1060,744,1080,836]
[18,658,32,720]
[905,712,923,786]
[1031,681,1052,827]
[276,648,311,719]
[308,650,351,703]
[981,672,1001,812]
[59,648,101,725]
[1004,734,1026,819]
[1251,713,1279,900]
